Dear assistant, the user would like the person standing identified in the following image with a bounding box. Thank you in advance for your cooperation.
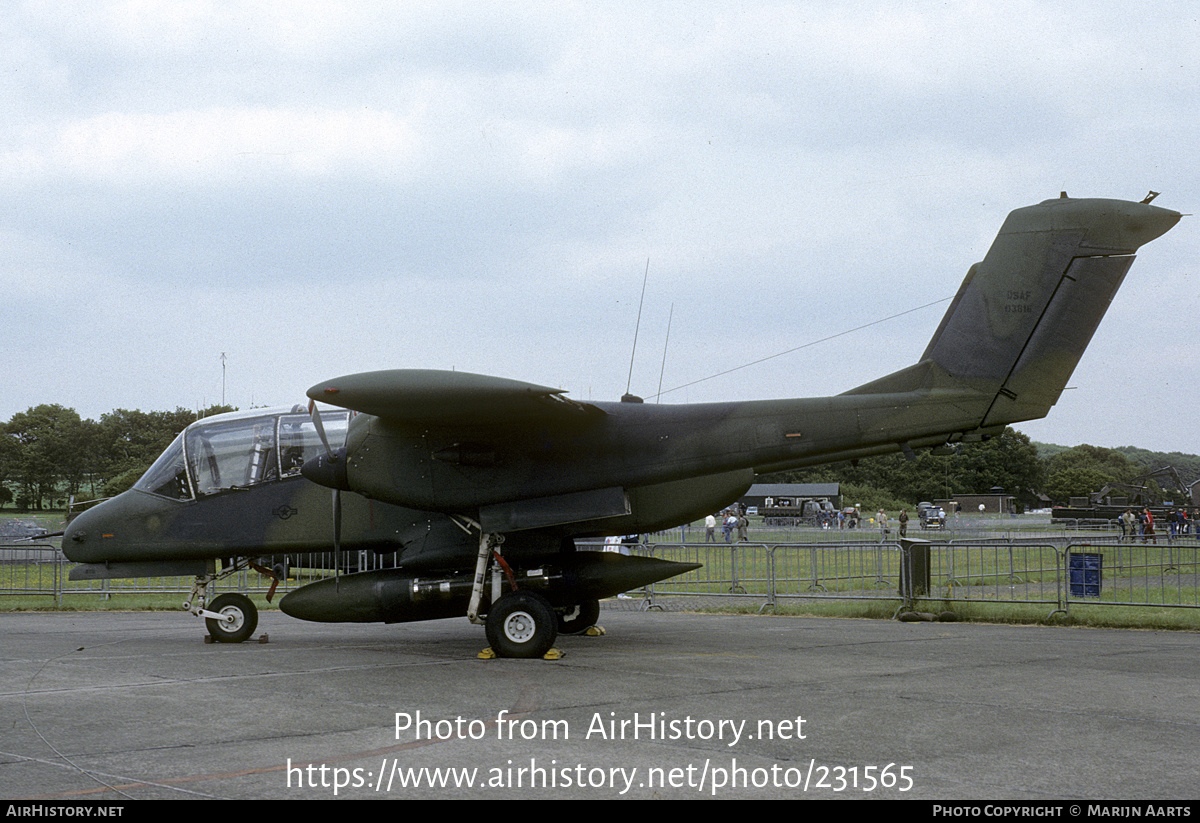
[722,513,736,543]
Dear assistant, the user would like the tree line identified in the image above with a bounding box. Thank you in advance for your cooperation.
[760,428,1197,512]
[1,404,1194,512]
[0,404,233,510]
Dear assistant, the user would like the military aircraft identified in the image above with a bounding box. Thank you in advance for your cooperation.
[64,194,1179,657]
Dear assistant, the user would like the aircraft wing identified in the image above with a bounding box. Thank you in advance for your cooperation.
[307,369,605,425]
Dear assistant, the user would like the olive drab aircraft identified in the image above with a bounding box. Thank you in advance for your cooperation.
[64,194,1180,657]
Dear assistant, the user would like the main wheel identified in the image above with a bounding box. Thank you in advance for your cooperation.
[557,599,600,635]
[206,593,258,643]
[485,591,557,659]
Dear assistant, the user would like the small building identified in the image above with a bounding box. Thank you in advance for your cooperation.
[740,483,841,511]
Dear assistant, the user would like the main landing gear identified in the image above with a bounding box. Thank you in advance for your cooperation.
[556,599,601,635]
[485,590,558,659]
[466,530,599,659]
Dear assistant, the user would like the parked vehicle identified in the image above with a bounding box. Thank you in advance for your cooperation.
[919,506,946,530]
[0,519,49,540]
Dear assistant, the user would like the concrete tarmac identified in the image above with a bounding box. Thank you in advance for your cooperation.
[2,608,1197,800]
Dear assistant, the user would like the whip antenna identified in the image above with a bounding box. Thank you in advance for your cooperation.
[656,302,674,403]
[623,258,650,401]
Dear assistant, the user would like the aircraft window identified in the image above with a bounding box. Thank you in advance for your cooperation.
[186,416,279,496]
[133,433,193,500]
[278,412,350,476]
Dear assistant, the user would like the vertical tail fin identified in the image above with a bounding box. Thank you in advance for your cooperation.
[846,195,1179,429]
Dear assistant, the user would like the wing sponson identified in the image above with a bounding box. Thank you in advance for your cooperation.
[307,369,602,424]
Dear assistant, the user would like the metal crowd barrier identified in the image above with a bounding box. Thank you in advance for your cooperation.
[623,538,1200,618]
[3,536,1199,619]
[0,542,63,602]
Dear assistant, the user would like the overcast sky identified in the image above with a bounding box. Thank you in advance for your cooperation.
[2,1,1196,455]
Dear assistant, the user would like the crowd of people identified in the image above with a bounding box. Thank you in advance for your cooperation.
[1116,507,1200,543]
[704,509,751,543]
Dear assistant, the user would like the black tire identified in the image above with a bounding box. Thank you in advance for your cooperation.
[485,591,557,659]
[557,599,600,635]
[206,593,258,643]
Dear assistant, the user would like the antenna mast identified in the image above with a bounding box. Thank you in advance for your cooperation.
[623,259,649,402]
[656,303,674,403]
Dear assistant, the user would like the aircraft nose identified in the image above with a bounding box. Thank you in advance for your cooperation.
[61,503,106,562]
[301,447,351,491]
[62,515,84,555]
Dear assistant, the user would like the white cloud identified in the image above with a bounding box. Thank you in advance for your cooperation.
[0,1,1195,454]
[0,107,421,186]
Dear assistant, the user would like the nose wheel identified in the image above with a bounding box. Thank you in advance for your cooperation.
[204,593,259,643]
[185,559,274,643]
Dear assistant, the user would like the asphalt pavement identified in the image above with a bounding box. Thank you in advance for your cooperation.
[2,608,1197,800]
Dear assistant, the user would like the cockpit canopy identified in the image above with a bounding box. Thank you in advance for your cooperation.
[133,407,350,500]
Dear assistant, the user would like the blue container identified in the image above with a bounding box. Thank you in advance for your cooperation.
[1069,552,1103,598]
